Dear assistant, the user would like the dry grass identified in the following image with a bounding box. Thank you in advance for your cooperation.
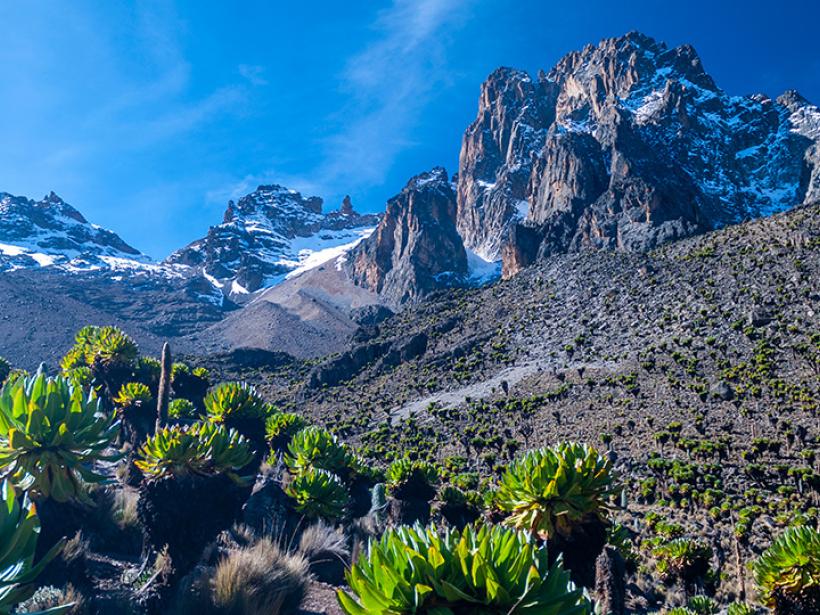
[297,522,349,564]
[172,536,311,615]
[211,537,310,614]
[112,488,139,530]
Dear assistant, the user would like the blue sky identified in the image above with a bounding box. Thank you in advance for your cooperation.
[1,0,819,258]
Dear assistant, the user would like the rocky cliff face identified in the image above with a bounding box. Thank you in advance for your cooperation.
[0,191,149,271]
[454,32,820,276]
[344,168,468,306]
[166,186,379,296]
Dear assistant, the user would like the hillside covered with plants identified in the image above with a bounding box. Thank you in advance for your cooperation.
[0,204,817,614]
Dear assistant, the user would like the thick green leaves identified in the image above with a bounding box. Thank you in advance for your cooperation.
[284,468,350,520]
[0,372,120,503]
[495,443,619,539]
[337,524,590,615]
[0,480,70,614]
[284,426,354,476]
[135,421,254,483]
[753,525,820,608]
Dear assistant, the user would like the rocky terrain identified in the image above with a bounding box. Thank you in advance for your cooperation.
[344,167,468,306]
[211,201,819,612]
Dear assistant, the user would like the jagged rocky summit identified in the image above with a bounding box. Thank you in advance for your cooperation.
[0,191,151,272]
[166,186,379,297]
[454,31,820,276]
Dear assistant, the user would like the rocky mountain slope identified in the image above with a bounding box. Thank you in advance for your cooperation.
[166,186,378,298]
[454,32,820,276]
[3,31,820,373]
[0,186,382,366]
[216,201,819,613]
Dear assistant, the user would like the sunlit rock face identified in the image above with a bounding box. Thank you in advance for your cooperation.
[452,32,820,277]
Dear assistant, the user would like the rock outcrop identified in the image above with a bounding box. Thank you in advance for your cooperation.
[166,186,379,295]
[344,168,468,306]
[453,32,820,277]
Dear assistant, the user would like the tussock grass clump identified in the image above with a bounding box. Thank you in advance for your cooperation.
[174,537,310,615]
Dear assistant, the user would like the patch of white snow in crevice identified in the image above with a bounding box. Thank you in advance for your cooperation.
[231,280,249,295]
[466,248,501,284]
[203,271,224,289]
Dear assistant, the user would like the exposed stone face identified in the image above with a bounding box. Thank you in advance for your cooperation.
[452,32,820,277]
[345,167,468,306]
[456,68,556,260]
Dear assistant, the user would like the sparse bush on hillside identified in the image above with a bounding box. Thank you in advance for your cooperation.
[284,468,350,521]
[135,422,253,481]
[168,398,197,420]
[204,382,272,449]
[495,442,618,540]
[114,382,152,408]
[265,413,307,452]
[284,426,354,478]
[136,422,255,568]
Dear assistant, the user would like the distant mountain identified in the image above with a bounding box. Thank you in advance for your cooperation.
[453,32,820,276]
[0,191,153,272]
[3,31,820,368]
[166,186,379,299]
[0,185,382,365]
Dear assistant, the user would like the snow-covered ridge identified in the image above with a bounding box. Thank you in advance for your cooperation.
[0,191,157,273]
[166,185,380,299]
[0,187,380,307]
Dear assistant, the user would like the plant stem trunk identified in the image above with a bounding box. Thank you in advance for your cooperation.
[156,342,171,432]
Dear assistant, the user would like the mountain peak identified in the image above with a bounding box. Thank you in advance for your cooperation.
[345,166,466,305]
[777,89,811,109]
[403,166,450,193]
[455,31,820,272]
[167,182,378,296]
[0,191,145,272]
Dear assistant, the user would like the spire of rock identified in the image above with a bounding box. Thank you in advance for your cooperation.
[344,167,467,306]
[340,195,354,216]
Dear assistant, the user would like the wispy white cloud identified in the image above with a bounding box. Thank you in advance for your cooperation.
[316,0,470,188]
[239,64,269,86]
[283,0,472,198]
[205,0,472,210]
